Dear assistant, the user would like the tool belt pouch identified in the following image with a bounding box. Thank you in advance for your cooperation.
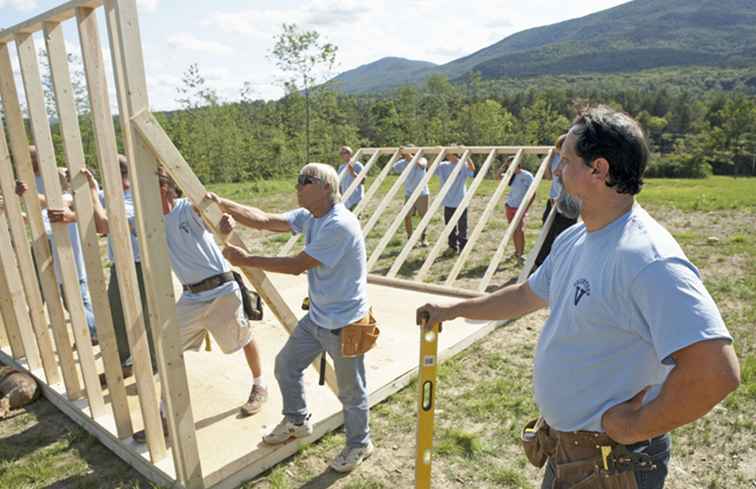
[521,417,555,468]
[232,271,264,321]
[340,309,380,358]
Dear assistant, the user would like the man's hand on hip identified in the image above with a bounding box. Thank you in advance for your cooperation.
[602,386,650,444]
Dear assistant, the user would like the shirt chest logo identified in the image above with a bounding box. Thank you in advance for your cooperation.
[179,221,191,234]
[573,278,591,306]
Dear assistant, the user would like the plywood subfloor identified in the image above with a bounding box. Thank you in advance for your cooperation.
[2,272,499,489]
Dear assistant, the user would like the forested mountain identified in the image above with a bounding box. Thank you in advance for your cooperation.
[328,0,756,94]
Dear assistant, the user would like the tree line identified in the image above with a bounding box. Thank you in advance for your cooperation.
[152,68,756,183]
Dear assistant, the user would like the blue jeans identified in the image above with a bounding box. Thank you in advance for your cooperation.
[275,315,370,448]
[59,280,97,339]
[541,434,671,489]
[78,280,97,338]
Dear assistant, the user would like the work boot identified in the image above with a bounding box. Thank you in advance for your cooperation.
[330,441,375,473]
[263,415,313,445]
[240,384,268,416]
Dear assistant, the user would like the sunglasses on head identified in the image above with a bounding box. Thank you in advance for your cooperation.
[297,174,320,186]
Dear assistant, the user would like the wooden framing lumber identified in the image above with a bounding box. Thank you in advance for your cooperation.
[0,302,7,349]
[100,0,178,466]
[0,0,101,43]
[517,201,557,283]
[0,348,178,489]
[412,149,497,282]
[0,215,32,361]
[444,149,524,287]
[366,274,482,299]
[386,150,478,277]
[351,149,400,218]
[0,112,60,383]
[368,149,454,272]
[362,149,429,238]
[341,149,379,204]
[478,149,553,292]
[0,42,82,398]
[15,31,105,417]
[45,17,132,437]
[130,110,339,396]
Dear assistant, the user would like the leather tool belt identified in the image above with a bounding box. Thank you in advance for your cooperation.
[521,417,659,489]
[340,309,380,358]
[183,271,235,294]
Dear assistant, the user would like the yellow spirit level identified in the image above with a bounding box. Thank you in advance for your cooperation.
[415,319,442,489]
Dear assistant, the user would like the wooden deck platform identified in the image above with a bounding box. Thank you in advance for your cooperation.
[1,272,499,488]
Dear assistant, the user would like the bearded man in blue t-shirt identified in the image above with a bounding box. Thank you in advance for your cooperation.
[210,162,373,473]
[417,106,740,489]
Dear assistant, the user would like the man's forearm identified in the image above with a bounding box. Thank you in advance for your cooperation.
[630,341,739,440]
[242,255,306,275]
[447,282,544,322]
[219,198,268,230]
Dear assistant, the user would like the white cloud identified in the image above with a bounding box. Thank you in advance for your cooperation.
[136,0,159,13]
[167,33,233,56]
[0,0,38,11]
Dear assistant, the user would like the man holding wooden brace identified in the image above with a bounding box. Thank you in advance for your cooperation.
[209,162,376,473]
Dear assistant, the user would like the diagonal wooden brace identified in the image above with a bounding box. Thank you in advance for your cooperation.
[131,109,338,394]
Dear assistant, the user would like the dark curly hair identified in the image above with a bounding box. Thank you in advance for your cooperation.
[571,106,648,195]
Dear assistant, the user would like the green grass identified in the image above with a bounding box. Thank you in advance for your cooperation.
[638,176,756,211]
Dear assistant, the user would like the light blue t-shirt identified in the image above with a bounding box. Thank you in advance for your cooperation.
[285,203,369,330]
[99,189,141,263]
[505,169,534,208]
[163,198,237,303]
[549,154,563,199]
[528,205,731,432]
[436,160,474,208]
[35,176,87,284]
[392,158,430,197]
[338,161,365,209]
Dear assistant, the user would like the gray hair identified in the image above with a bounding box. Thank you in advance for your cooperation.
[556,191,582,219]
[301,162,342,204]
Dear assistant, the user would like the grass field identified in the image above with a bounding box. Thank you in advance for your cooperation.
[0,175,754,489]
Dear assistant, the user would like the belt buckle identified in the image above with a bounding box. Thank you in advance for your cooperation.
[597,445,613,472]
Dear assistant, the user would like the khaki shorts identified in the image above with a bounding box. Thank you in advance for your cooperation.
[177,290,253,354]
[405,194,429,217]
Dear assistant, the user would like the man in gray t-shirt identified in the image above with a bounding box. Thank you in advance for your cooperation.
[417,106,740,489]
[212,162,373,473]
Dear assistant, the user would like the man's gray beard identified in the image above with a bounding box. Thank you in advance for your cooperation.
[556,191,582,219]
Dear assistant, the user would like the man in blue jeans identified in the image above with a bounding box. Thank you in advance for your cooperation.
[211,162,373,473]
[417,107,740,488]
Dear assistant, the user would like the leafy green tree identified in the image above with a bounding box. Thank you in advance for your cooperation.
[270,23,338,163]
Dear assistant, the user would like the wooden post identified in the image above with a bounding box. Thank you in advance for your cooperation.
[0,212,32,362]
[111,0,206,484]
[341,150,379,204]
[351,149,400,218]
[15,31,105,417]
[367,149,451,272]
[445,149,525,287]
[413,149,496,282]
[0,42,81,398]
[517,202,557,283]
[0,110,59,384]
[131,110,339,394]
[46,17,132,438]
[362,149,430,238]
[0,298,7,349]
[478,149,552,292]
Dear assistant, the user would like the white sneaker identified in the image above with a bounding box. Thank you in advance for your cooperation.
[263,416,313,445]
[330,441,375,473]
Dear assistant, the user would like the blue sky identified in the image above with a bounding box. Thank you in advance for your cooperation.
[1,0,630,110]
